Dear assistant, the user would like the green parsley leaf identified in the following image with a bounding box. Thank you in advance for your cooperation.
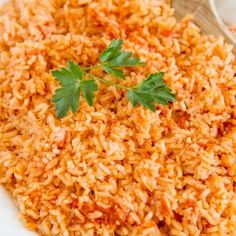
[52,86,81,119]
[52,61,98,118]
[127,72,176,111]
[81,80,98,106]
[52,61,82,118]
[100,39,144,79]
[100,39,122,63]
[52,61,82,85]
[67,61,83,79]
[102,65,125,79]
[127,90,156,111]
[108,51,143,67]
[51,39,177,119]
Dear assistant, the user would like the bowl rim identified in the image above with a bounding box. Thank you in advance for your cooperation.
[209,0,236,44]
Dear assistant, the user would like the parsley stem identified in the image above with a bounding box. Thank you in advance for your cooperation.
[81,65,101,71]
[86,73,128,90]
[51,39,177,119]
[97,78,128,90]
[88,65,101,70]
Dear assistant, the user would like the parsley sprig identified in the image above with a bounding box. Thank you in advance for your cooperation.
[52,39,176,118]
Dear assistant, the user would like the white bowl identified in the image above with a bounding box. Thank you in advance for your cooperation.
[215,0,236,26]
[0,188,36,235]
[210,0,236,45]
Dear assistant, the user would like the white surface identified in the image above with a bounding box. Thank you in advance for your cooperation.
[0,0,235,235]
[215,0,236,26]
[0,188,35,235]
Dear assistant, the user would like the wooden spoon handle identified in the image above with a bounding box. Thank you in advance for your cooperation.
[172,0,236,47]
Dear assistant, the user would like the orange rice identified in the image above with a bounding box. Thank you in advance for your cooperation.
[0,0,236,235]
[230,27,236,35]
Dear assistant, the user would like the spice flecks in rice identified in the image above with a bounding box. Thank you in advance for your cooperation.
[0,0,236,235]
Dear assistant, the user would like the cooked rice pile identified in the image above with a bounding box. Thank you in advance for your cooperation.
[0,0,236,235]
